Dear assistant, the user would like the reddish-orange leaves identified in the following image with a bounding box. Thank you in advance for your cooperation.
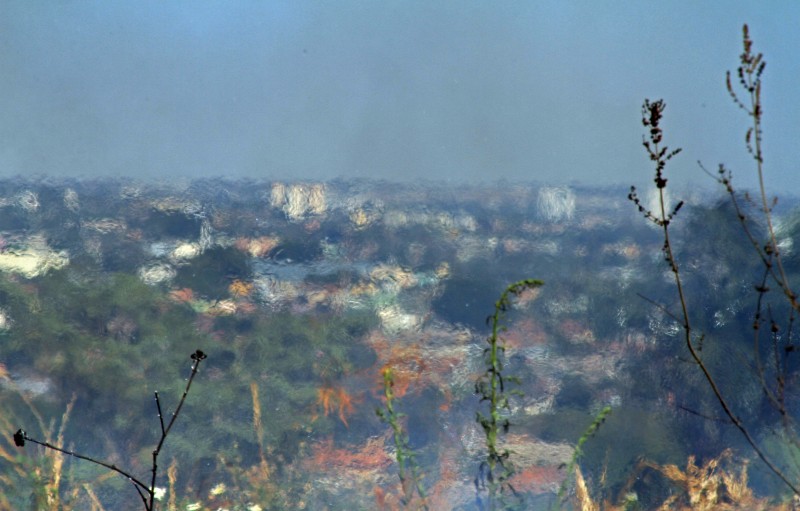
[316,385,358,427]
[509,465,564,494]
[228,279,254,297]
[234,236,279,257]
[169,287,195,303]
[308,436,392,472]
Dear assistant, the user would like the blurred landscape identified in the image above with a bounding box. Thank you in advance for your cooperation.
[0,177,798,509]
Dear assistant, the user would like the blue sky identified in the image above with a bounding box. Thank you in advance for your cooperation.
[0,1,798,192]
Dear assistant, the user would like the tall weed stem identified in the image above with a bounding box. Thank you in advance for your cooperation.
[377,367,428,510]
[475,278,543,510]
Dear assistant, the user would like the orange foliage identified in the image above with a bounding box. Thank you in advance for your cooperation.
[379,356,424,399]
[316,385,358,426]
[228,279,254,297]
[126,228,144,241]
[350,281,378,296]
[373,485,408,511]
[501,317,548,349]
[307,436,392,472]
[368,333,427,399]
[304,219,321,232]
[374,486,393,511]
[367,330,469,403]
[169,287,195,303]
[509,465,564,494]
[513,284,542,307]
[234,236,279,257]
[234,237,250,253]
[234,300,257,314]
[424,450,466,510]
[438,388,453,412]
[378,364,413,400]
[559,319,595,343]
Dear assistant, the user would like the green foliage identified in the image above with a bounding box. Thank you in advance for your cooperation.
[554,405,611,507]
[12,350,207,511]
[0,253,380,506]
[376,367,429,510]
[474,278,543,510]
[173,245,252,299]
[433,270,505,330]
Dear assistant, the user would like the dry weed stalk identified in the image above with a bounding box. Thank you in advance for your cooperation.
[47,395,76,509]
[81,483,108,511]
[250,381,271,481]
[573,450,793,510]
[571,465,637,511]
[642,450,776,510]
[0,363,93,510]
[167,457,178,511]
[630,25,800,496]
[574,466,599,511]
[475,278,543,510]
[376,367,429,510]
[12,349,208,510]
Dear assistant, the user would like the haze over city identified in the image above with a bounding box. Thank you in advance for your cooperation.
[1,1,798,192]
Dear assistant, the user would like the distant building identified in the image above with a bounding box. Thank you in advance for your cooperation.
[537,187,575,222]
[644,187,672,225]
[270,182,327,221]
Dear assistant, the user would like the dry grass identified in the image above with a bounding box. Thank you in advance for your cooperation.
[642,449,769,510]
[573,449,798,511]
[307,435,393,473]
[81,483,108,511]
[0,371,85,511]
[250,382,271,480]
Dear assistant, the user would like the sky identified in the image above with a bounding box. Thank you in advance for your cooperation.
[0,1,798,192]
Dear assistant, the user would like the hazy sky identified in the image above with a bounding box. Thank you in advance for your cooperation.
[1,1,798,191]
